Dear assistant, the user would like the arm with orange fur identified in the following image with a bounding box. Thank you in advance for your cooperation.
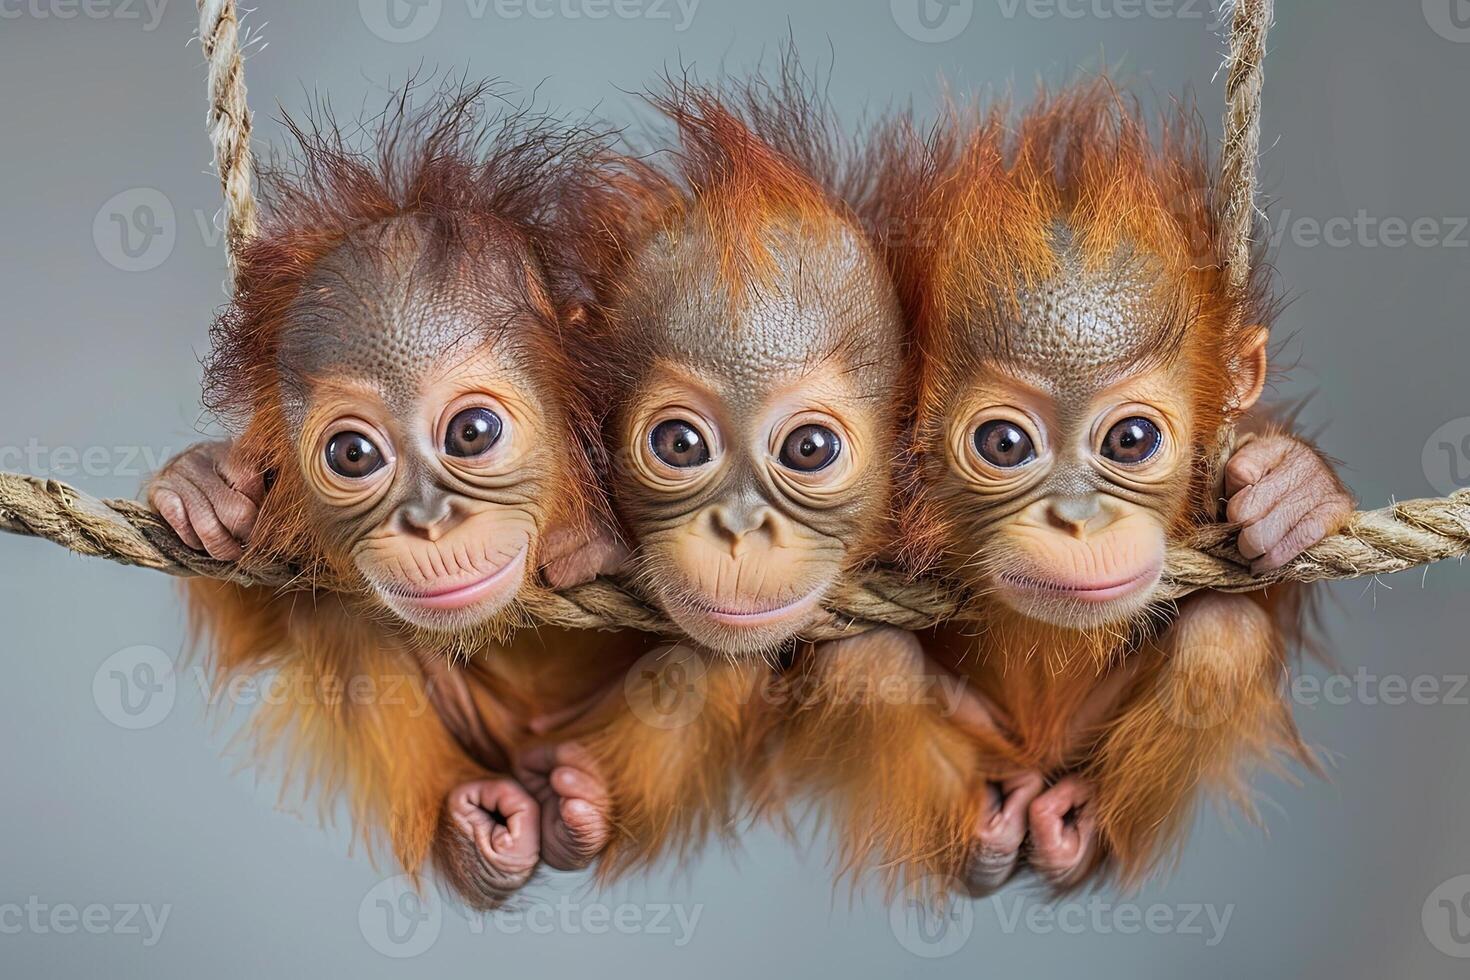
[530,648,765,881]
[188,579,539,909]
[1078,430,1351,889]
[778,629,1029,898]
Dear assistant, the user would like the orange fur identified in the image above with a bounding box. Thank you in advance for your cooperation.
[557,71,908,879]
[183,83,635,907]
[188,580,488,880]
[783,79,1313,897]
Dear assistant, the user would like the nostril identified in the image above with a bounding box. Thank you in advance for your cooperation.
[399,499,454,538]
[1046,496,1102,537]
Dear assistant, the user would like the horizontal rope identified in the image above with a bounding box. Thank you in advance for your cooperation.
[2,472,1466,641]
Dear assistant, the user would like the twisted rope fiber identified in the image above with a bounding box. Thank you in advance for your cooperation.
[4,474,1468,639]
[1219,0,1271,290]
[197,0,258,279]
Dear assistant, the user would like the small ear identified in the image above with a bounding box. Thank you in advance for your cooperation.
[1231,325,1269,414]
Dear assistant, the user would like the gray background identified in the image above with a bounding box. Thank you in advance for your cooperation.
[2,0,1469,976]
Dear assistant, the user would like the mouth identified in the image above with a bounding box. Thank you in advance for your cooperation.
[382,546,529,613]
[688,586,826,629]
[999,563,1162,605]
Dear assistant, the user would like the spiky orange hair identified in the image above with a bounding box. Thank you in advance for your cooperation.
[200,80,609,584]
[878,79,1280,563]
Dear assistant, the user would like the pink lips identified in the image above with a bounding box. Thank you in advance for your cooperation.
[389,547,528,612]
[701,588,824,628]
[1003,564,1161,604]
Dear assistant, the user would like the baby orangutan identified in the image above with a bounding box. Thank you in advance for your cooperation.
[150,88,636,909]
[511,78,909,876]
[784,84,1353,898]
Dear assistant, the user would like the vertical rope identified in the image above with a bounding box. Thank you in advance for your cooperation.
[197,0,257,283]
[1218,0,1273,292]
[1207,0,1274,510]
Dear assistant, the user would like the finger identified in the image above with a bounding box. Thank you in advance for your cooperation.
[1236,488,1322,561]
[1254,499,1354,573]
[1029,778,1091,857]
[180,455,260,541]
[551,741,601,775]
[474,780,536,821]
[996,772,1045,825]
[208,482,260,544]
[1226,445,1315,525]
[172,478,242,561]
[540,536,631,590]
[1224,436,1292,501]
[551,765,610,809]
[462,781,540,854]
[167,458,259,544]
[216,451,267,505]
[150,488,205,552]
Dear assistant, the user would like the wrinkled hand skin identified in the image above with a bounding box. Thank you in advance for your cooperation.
[1025,776,1099,890]
[1225,433,1355,574]
[539,522,631,589]
[146,440,264,561]
[964,772,1101,894]
[438,779,542,908]
[515,740,613,871]
[963,773,1043,895]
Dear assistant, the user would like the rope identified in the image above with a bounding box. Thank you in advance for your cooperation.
[8,0,1460,639]
[1218,0,1272,291]
[197,0,258,279]
[3,473,1467,640]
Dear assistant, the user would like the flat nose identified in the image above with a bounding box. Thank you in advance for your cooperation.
[705,503,779,556]
[1045,494,1104,539]
[397,496,457,541]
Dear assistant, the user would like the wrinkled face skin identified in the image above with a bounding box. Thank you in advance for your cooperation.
[612,217,901,657]
[930,233,1205,632]
[278,216,562,633]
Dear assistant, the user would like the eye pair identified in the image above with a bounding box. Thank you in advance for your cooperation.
[649,419,841,473]
[974,416,1162,468]
[324,407,503,479]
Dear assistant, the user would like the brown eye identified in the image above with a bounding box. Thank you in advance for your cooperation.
[1101,416,1162,465]
[444,407,503,458]
[779,424,841,472]
[325,432,384,479]
[650,420,711,468]
[975,420,1035,468]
